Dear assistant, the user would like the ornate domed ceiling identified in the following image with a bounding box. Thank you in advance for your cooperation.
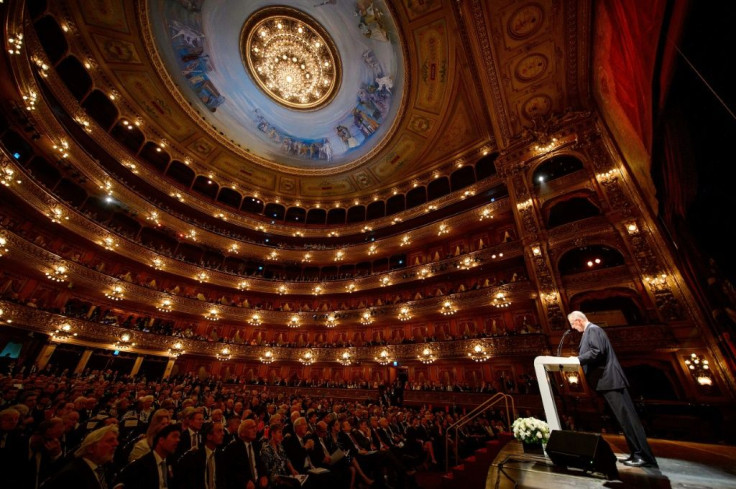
[147,0,406,170]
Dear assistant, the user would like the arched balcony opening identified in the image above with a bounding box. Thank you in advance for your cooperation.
[545,194,601,228]
[558,245,626,275]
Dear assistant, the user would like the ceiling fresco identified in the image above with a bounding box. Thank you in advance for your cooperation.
[147,0,406,170]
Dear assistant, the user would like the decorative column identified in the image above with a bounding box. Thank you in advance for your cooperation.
[163,358,177,379]
[34,343,57,371]
[74,349,93,374]
[130,355,144,377]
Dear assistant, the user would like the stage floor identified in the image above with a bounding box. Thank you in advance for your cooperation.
[486,435,736,489]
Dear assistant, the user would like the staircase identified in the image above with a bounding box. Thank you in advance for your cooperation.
[438,433,514,489]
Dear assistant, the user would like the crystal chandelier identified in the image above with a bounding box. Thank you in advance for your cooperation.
[418,347,436,364]
[260,349,275,364]
[467,343,490,362]
[242,7,340,110]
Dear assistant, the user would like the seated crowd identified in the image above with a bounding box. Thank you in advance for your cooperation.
[0,369,503,489]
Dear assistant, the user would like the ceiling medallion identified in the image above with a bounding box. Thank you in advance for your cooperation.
[241,7,342,110]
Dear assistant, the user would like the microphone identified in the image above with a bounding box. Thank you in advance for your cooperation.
[557,329,572,357]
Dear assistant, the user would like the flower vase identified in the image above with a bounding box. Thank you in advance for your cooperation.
[522,441,544,455]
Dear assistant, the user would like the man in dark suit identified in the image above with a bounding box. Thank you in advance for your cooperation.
[177,421,226,489]
[569,311,658,468]
[116,423,182,489]
[222,419,268,489]
[43,425,119,489]
[177,409,204,458]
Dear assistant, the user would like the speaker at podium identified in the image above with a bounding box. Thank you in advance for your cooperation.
[545,430,618,480]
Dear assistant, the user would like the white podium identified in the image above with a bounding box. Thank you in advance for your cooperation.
[533,355,581,430]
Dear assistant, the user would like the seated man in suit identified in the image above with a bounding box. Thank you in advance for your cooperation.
[43,425,119,489]
[282,417,336,488]
[177,421,225,489]
[116,423,182,489]
[222,419,268,489]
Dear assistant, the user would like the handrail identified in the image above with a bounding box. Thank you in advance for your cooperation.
[445,393,516,472]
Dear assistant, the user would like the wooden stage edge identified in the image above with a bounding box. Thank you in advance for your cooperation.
[486,435,736,489]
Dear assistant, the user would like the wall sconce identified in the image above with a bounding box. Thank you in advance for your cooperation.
[48,206,69,223]
[228,243,239,254]
[335,250,345,261]
[492,291,511,308]
[440,300,456,316]
[645,273,668,291]
[398,306,412,322]
[368,243,378,255]
[0,234,8,256]
[400,235,411,247]
[114,333,135,350]
[458,256,475,270]
[267,250,279,261]
[204,308,220,321]
[151,257,165,270]
[168,342,184,358]
[302,253,312,262]
[196,271,209,283]
[418,268,430,280]
[237,280,250,291]
[46,264,68,283]
[216,347,232,361]
[51,323,76,342]
[566,371,580,385]
[418,347,436,364]
[360,310,373,325]
[1,163,20,187]
[104,285,125,301]
[186,229,198,241]
[277,284,287,295]
[479,208,494,221]
[299,350,315,365]
[338,350,352,366]
[325,313,337,328]
[157,299,173,312]
[437,223,449,236]
[101,236,118,250]
[685,353,713,386]
[626,222,639,235]
[468,343,491,362]
[312,285,323,295]
[260,350,274,364]
[288,315,301,328]
[346,283,356,293]
[248,314,262,326]
[375,349,392,365]
[380,276,391,287]
[532,246,542,256]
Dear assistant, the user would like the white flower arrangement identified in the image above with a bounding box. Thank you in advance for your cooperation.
[512,416,551,445]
